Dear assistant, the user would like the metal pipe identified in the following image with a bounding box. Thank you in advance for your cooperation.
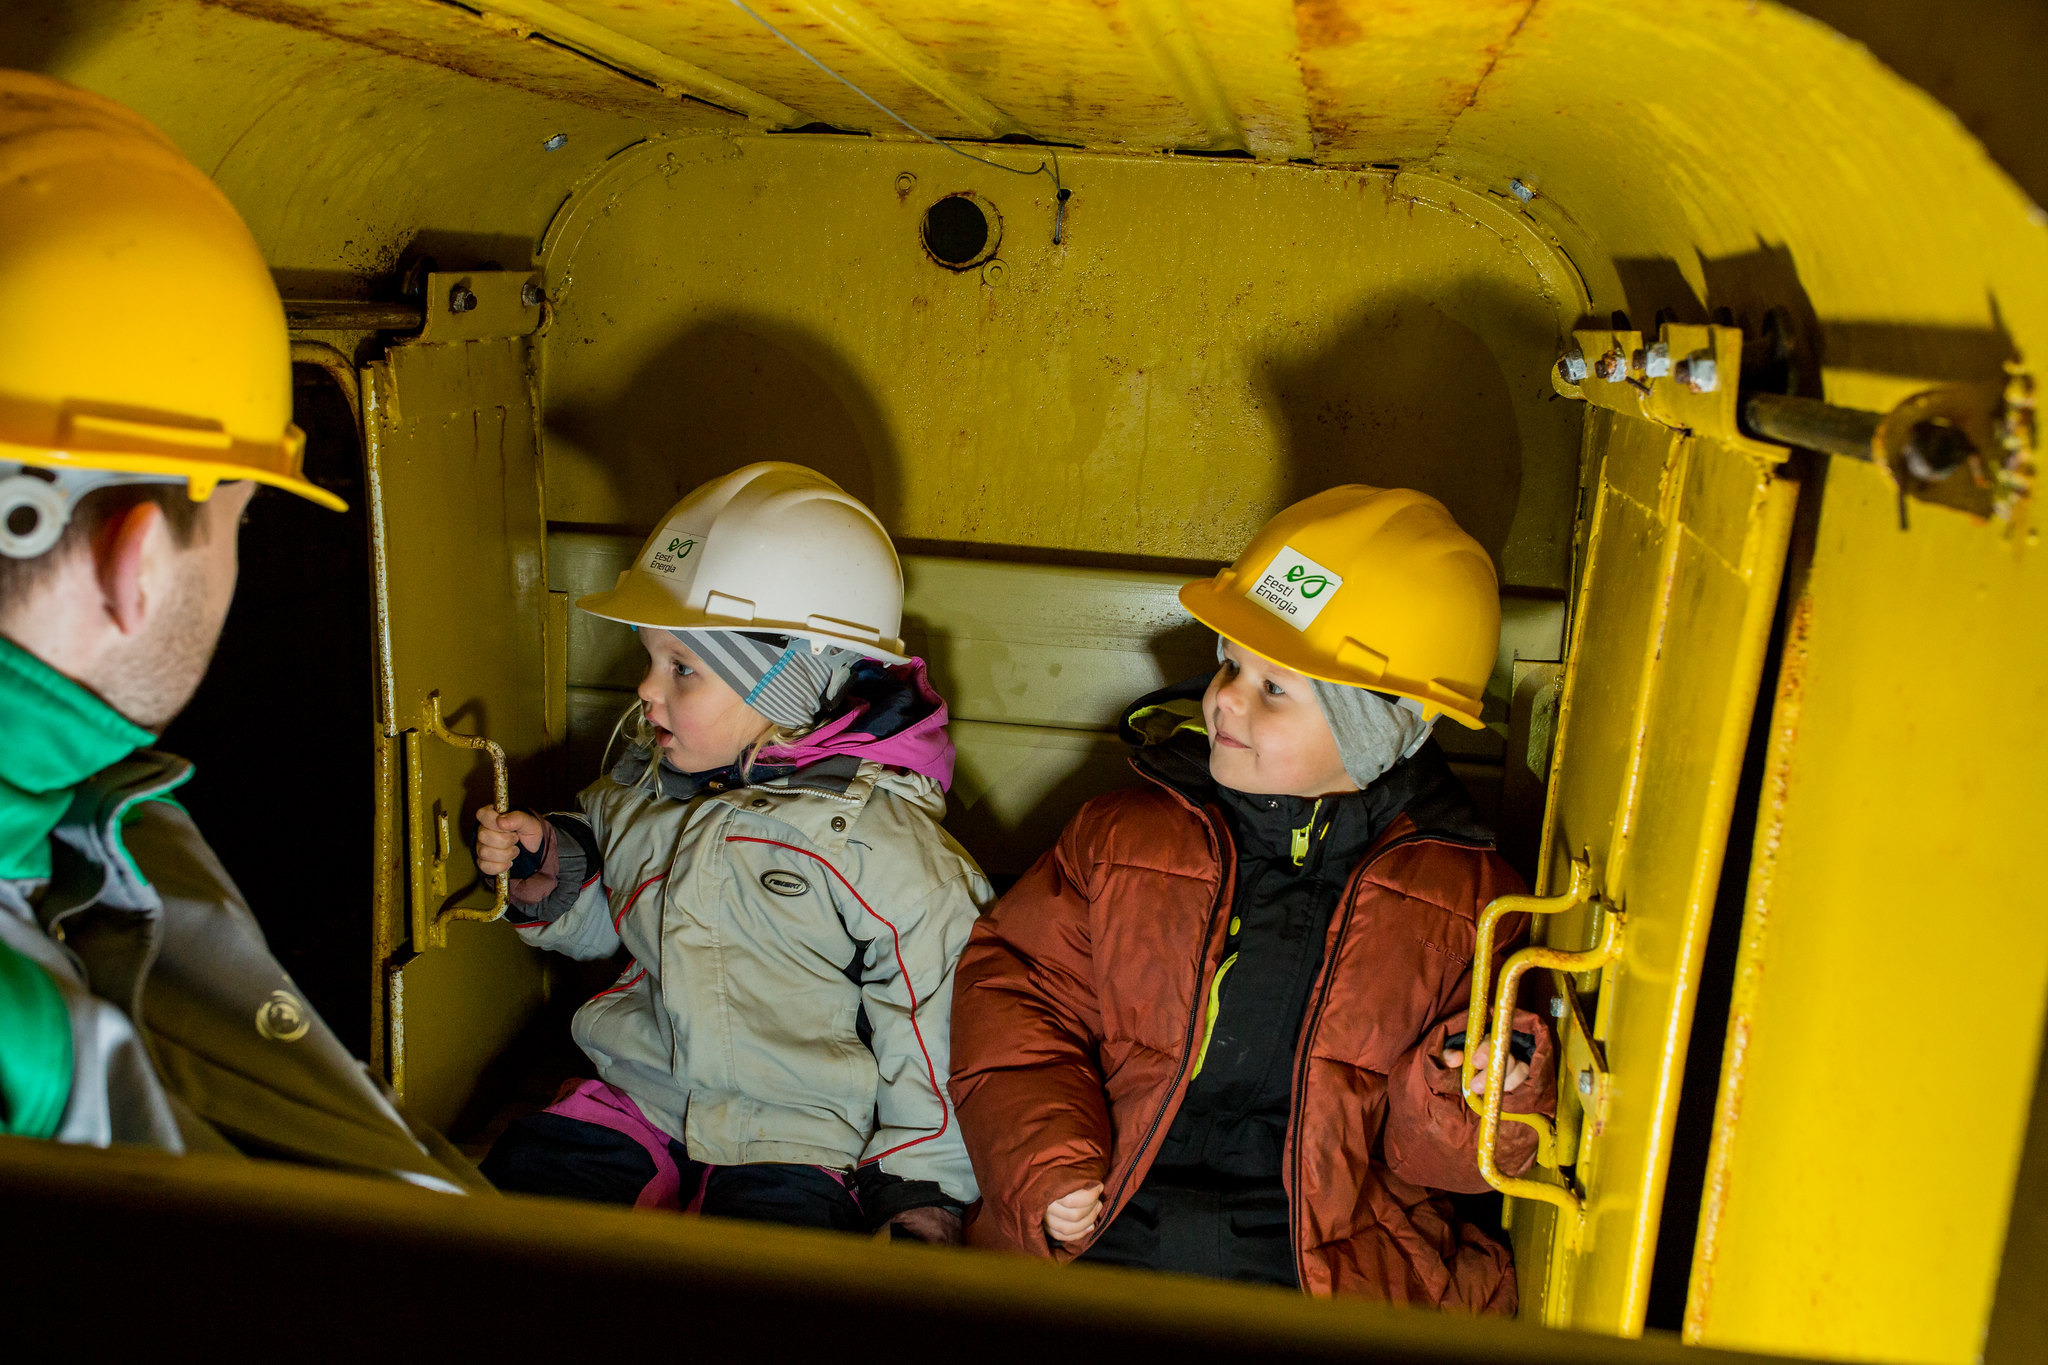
[1740,392,1881,461]
[284,299,426,333]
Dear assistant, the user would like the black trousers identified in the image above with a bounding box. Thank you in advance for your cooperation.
[480,1111,866,1233]
[1080,1174,1298,1288]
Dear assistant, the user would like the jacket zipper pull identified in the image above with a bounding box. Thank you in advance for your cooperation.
[1291,797,1323,867]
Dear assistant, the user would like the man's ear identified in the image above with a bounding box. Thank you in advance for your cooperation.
[94,499,166,636]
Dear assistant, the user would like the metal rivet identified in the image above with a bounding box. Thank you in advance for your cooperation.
[894,171,917,194]
[1577,1069,1595,1096]
[521,281,544,308]
[448,283,477,314]
[544,132,568,151]
[1680,351,1719,393]
[1508,178,1535,203]
[830,815,847,832]
[1549,995,1568,1019]
[1557,348,1589,384]
[981,258,1006,286]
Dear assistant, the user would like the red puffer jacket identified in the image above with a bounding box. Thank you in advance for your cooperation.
[948,742,1555,1310]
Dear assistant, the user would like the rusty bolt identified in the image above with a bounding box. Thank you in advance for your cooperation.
[447,283,477,314]
[1643,341,1673,379]
[1577,1069,1595,1096]
[1678,350,1719,393]
[1557,348,1589,383]
[521,281,544,308]
[1550,995,1568,1019]
[1595,348,1629,382]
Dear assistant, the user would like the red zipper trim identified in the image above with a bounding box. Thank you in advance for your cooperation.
[591,964,647,1001]
[725,835,951,1165]
[612,873,667,934]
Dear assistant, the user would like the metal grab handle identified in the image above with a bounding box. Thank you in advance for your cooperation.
[1458,860,1601,1210]
[408,690,509,950]
[1474,916,1624,1215]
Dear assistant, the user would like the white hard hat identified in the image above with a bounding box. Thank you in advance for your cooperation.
[578,462,907,661]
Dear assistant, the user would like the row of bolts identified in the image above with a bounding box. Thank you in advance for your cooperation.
[1559,340,1720,395]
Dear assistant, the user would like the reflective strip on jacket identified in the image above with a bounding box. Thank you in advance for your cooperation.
[510,755,988,1203]
[948,760,1557,1308]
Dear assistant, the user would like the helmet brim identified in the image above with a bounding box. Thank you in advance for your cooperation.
[578,577,910,666]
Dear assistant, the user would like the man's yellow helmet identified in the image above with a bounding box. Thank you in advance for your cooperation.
[0,73,341,559]
[1179,486,1500,730]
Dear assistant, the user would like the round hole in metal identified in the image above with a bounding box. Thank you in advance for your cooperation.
[922,193,999,270]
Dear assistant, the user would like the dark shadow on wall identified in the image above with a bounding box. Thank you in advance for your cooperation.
[545,315,898,532]
[1255,287,1531,578]
[0,0,138,73]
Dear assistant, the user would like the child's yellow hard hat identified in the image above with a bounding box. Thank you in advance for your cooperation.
[0,73,340,559]
[1179,485,1500,729]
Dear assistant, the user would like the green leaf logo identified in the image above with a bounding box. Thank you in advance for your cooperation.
[667,537,697,558]
[1285,564,1331,598]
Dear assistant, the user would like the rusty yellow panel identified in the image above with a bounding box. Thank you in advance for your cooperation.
[537,137,1586,590]
[1684,459,2048,1364]
[366,333,552,1134]
[1291,1,1532,164]
[1513,407,1797,1334]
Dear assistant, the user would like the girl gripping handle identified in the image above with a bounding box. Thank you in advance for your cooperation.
[476,463,988,1241]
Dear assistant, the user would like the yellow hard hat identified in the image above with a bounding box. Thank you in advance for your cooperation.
[0,74,340,559]
[1179,486,1500,729]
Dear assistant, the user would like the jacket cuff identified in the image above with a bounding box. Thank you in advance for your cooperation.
[854,1167,965,1231]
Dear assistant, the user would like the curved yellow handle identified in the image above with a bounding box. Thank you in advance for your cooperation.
[1459,860,1605,1214]
[411,690,510,950]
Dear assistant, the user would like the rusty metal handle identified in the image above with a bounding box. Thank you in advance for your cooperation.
[409,690,509,950]
[1473,915,1624,1216]
[1458,860,1599,1212]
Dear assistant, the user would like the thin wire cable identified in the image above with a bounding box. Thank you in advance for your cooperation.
[722,0,1067,229]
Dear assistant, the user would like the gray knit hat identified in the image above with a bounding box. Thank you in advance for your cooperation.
[680,629,862,729]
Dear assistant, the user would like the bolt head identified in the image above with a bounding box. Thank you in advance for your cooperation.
[1509,178,1535,203]
[544,133,568,151]
[521,281,544,308]
[448,283,477,314]
[1557,348,1589,384]
[1577,1069,1595,1096]
[1644,341,1672,378]
[1550,995,1568,1019]
[1595,348,1628,382]
[1684,351,1719,393]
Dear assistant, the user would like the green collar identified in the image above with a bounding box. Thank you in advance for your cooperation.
[0,635,155,881]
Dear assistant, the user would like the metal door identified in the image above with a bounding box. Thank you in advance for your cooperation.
[1465,325,1798,1333]
[365,273,553,1136]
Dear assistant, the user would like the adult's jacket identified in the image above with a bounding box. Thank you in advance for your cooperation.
[507,663,989,1204]
[0,638,484,1190]
[949,709,1556,1308]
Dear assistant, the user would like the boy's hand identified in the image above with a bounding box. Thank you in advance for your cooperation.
[1043,1182,1105,1246]
[475,807,546,878]
[1439,1036,1530,1096]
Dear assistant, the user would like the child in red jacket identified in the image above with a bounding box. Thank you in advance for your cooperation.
[948,486,1556,1307]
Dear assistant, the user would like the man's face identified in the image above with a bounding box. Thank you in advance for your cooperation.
[1200,638,1356,798]
[105,481,254,730]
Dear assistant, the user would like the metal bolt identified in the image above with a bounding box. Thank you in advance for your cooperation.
[894,171,917,195]
[543,132,568,151]
[1549,995,1568,1019]
[521,281,544,308]
[982,258,1007,286]
[447,283,477,314]
[1557,348,1589,384]
[1577,1069,1595,1096]
[1681,350,1719,393]
[1595,348,1629,382]
[1508,178,1535,203]
[1643,341,1672,379]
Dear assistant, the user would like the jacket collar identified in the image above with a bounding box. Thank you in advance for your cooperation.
[0,635,157,882]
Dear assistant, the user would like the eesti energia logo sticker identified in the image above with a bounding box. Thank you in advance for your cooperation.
[646,534,698,577]
[1248,545,1344,630]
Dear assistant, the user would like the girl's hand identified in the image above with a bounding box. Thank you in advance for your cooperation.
[1043,1182,1105,1246]
[1439,1036,1531,1096]
[475,807,546,878]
